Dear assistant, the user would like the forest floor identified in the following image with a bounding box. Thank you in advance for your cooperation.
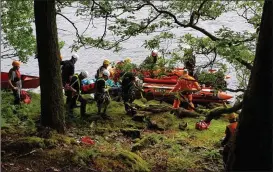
[1,91,227,172]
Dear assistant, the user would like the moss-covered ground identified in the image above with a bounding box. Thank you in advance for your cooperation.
[1,90,227,172]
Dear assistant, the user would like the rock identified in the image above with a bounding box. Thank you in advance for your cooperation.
[178,122,188,130]
[132,114,145,122]
[120,128,141,139]
[147,119,164,131]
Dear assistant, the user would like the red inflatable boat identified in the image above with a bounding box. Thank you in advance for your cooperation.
[142,78,233,103]
[1,72,40,89]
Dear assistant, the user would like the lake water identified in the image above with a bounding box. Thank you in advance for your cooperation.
[1,3,255,102]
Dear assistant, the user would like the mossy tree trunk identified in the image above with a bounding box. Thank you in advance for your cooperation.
[226,0,273,171]
[34,0,65,133]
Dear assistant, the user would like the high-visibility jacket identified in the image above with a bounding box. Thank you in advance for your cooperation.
[70,74,81,94]
[172,74,200,92]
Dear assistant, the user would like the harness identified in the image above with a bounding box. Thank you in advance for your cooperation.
[70,74,81,101]
[95,78,111,104]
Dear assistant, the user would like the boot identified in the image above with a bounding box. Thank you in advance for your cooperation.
[80,103,87,118]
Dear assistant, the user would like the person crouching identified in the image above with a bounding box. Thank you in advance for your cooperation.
[95,70,111,119]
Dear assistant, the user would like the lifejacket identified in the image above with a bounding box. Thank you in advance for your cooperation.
[15,70,21,80]
[9,68,21,83]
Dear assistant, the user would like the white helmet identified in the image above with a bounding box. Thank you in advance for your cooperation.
[102,70,110,77]
[151,49,158,57]
[80,70,88,78]
[72,53,79,61]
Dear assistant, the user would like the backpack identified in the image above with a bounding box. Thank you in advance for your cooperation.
[20,90,31,104]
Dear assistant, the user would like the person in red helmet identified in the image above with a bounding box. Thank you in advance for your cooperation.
[8,60,22,105]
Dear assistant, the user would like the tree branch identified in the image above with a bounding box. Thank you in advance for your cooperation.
[97,14,108,45]
[234,57,253,70]
[144,0,220,41]
[204,101,243,122]
[225,88,245,92]
[56,12,86,48]
[1,53,18,59]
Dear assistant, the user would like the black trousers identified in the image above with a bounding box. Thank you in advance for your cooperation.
[12,89,20,105]
[67,94,87,117]
[95,92,110,114]
[123,92,136,114]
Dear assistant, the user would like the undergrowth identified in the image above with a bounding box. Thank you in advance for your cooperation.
[1,91,228,172]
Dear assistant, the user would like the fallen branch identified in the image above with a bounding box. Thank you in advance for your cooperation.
[15,149,38,159]
[204,101,243,122]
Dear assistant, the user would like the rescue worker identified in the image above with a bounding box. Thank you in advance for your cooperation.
[221,113,238,167]
[95,59,110,79]
[139,49,160,71]
[183,49,196,76]
[8,60,22,105]
[170,69,201,111]
[121,72,137,115]
[61,53,79,87]
[95,70,111,118]
[65,70,88,118]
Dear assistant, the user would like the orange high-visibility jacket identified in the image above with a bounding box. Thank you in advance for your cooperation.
[172,74,200,92]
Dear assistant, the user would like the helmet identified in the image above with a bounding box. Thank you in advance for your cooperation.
[72,53,79,61]
[12,60,20,67]
[103,59,110,65]
[227,113,237,120]
[80,71,89,78]
[102,70,110,77]
[183,69,188,75]
[124,57,131,63]
[151,49,158,57]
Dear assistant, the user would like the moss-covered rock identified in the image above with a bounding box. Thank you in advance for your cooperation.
[120,128,141,139]
[4,136,45,153]
[132,134,163,152]
[115,150,150,172]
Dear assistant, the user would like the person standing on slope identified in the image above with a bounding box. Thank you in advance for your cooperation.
[66,71,88,118]
[61,53,79,87]
[95,70,111,119]
[170,70,201,111]
[8,60,22,105]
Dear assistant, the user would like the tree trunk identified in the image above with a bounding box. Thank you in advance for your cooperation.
[34,0,65,133]
[226,1,273,171]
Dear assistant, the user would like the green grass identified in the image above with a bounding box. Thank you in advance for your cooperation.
[1,90,228,171]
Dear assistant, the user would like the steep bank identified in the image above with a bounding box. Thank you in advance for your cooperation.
[1,91,227,171]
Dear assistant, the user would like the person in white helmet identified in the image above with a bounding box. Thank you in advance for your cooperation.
[60,53,79,87]
[139,49,161,71]
[94,70,111,119]
[65,70,88,118]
